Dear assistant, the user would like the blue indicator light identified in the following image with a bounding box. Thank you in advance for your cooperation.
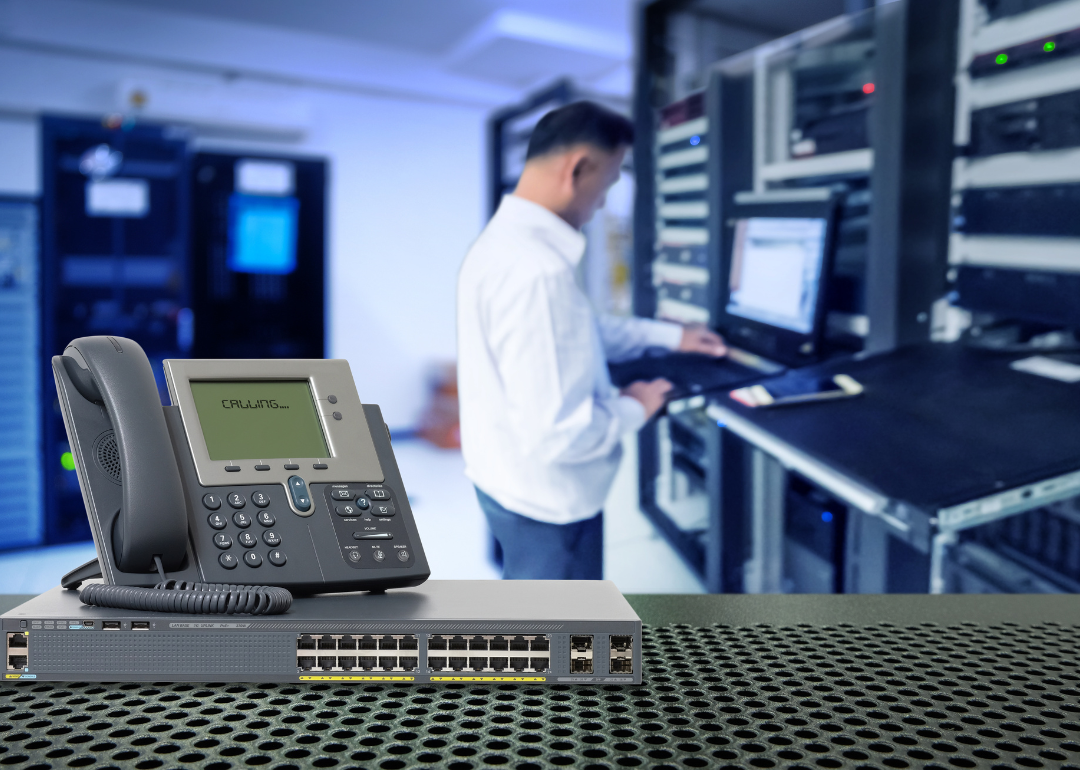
[689,136,701,146]
[821,511,833,523]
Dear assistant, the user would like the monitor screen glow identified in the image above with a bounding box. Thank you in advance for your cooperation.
[227,194,299,275]
[726,217,828,334]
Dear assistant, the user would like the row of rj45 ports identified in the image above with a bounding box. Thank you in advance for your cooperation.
[297,634,418,651]
[5,633,28,671]
[429,634,548,652]
[429,656,548,673]
[298,655,419,672]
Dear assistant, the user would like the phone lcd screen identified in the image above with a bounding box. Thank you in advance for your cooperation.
[190,380,330,460]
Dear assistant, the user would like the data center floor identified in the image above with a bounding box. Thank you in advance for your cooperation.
[1,617,1077,769]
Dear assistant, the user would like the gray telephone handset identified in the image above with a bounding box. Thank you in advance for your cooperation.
[53,336,430,614]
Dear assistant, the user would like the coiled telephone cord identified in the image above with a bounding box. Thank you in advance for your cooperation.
[79,580,293,615]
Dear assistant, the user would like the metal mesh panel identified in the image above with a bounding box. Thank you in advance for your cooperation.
[2,621,1079,769]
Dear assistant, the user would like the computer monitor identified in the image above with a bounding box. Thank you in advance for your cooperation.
[718,198,838,367]
[227,194,300,275]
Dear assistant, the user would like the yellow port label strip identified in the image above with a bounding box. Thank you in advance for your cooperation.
[299,675,416,681]
[430,676,547,682]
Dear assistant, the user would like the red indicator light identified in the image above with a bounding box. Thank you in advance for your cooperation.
[862,82,875,94]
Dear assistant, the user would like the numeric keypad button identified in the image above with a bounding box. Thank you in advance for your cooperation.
[213,533,232,549]
[251,491,270,508]
[243,551,263,567]
[203,493,222,510]
[219,553,238,569]
[268,549,287,566]
[227,492,246,509]
[263,531,281,547]
[233,511,252,528]
[257,511,276,527]
[208,513,227,530]
[238,531,257,548]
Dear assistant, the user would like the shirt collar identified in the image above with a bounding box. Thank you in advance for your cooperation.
[496,194,587,267]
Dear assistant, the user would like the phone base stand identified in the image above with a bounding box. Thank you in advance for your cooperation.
[60,558,103,590]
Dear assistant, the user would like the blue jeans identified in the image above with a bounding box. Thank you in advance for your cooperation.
[475,486,603,580]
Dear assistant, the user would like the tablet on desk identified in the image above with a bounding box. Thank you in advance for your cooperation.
[731,373,863,407]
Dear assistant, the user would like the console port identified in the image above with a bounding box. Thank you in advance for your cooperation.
[318,635,336,650]
[399,656,418,671]
[530,638,549,652]
[358,656,377,670]
[297,656,316,670]
[359,635,378,650]
[428,635,447,651]
[379,635,397,650]
[428,657,447,671]
[7,633,27,648]
[448,636,468,651]
[102,621,121,630]
[317,656,336,670]
[470,657,488,671]
[82,621,94,627]
[297,634,316,650]
[448,656,468,671]
[509,657,528,671]
[509,635,529,651]
[337,635,357,650]
[131,621,150,630]
[379,656,397,670]
[338,656,357,670]
[490,657,508,671]
[399,636,418,651]
[489,636,509,651]
[571,656,593,673]
[530,657,549,672]
[469,636,488,650]
[610,657,633,673]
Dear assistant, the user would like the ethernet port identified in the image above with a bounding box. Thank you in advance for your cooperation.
[610,635,632,652]
[509,656,528,672]
[297,635,316,650]
[359,635,378,650]
[610,657,633,674]
[448,636,468,651]
[530,657,549,672]
[7,633,27,649]
[379,656,397,670]
[490,657,508,671]
[571,656,593,674]
[358,656,377,670]
[399,636,418,651]
[530,637,549,652]
[338,656,357,670]
[448,656,468,671]
[399,656,418,671]
[428,657,448,671]
[489,636,509,651]
[571,635,593,652]
[469,636,488,651]
[338,635,357,650]
[379,635,397,650]
[428,635,447,651]
[297,656,316,670]
[7,655,27,670]
[470,658,488,671]
[318,635,336,650]
[318,656,336,670]
[509,635,529,651]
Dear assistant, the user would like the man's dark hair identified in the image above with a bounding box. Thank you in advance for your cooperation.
[525,101,634,161]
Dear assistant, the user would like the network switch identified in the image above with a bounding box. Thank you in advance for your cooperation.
[1,580,641,684]
[957,183,1080,237]
[969,87,1080,156]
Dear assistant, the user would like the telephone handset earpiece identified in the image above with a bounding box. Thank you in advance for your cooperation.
[62,336,188,573]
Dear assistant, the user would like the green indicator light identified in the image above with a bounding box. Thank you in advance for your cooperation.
[1044,40,1056,52]
[995,53,1008,65]
[60,451,76,471]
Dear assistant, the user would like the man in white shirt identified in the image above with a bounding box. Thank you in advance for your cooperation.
[457,101,726,579]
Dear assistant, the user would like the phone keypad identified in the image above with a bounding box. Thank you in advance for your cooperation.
[203,488,287,570]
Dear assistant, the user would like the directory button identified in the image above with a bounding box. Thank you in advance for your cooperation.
[367,488,391,501]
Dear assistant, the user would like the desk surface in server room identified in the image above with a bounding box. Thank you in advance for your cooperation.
[0,592,1078,770]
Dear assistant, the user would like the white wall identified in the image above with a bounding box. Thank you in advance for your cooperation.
[0,44,487,429]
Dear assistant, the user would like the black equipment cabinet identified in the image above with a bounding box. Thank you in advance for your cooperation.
[188,152,326,359]
[41,116,190,544]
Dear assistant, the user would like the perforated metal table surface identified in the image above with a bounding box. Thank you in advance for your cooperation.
[1,593,1079,770]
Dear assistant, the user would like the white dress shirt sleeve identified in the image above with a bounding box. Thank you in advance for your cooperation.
[596,314,684,363]
[487,268,646,467]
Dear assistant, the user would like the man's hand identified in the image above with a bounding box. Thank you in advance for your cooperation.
[678,323,727,357]
[622,378,673,420]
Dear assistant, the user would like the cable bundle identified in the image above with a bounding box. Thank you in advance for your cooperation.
[79,580,292,615]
